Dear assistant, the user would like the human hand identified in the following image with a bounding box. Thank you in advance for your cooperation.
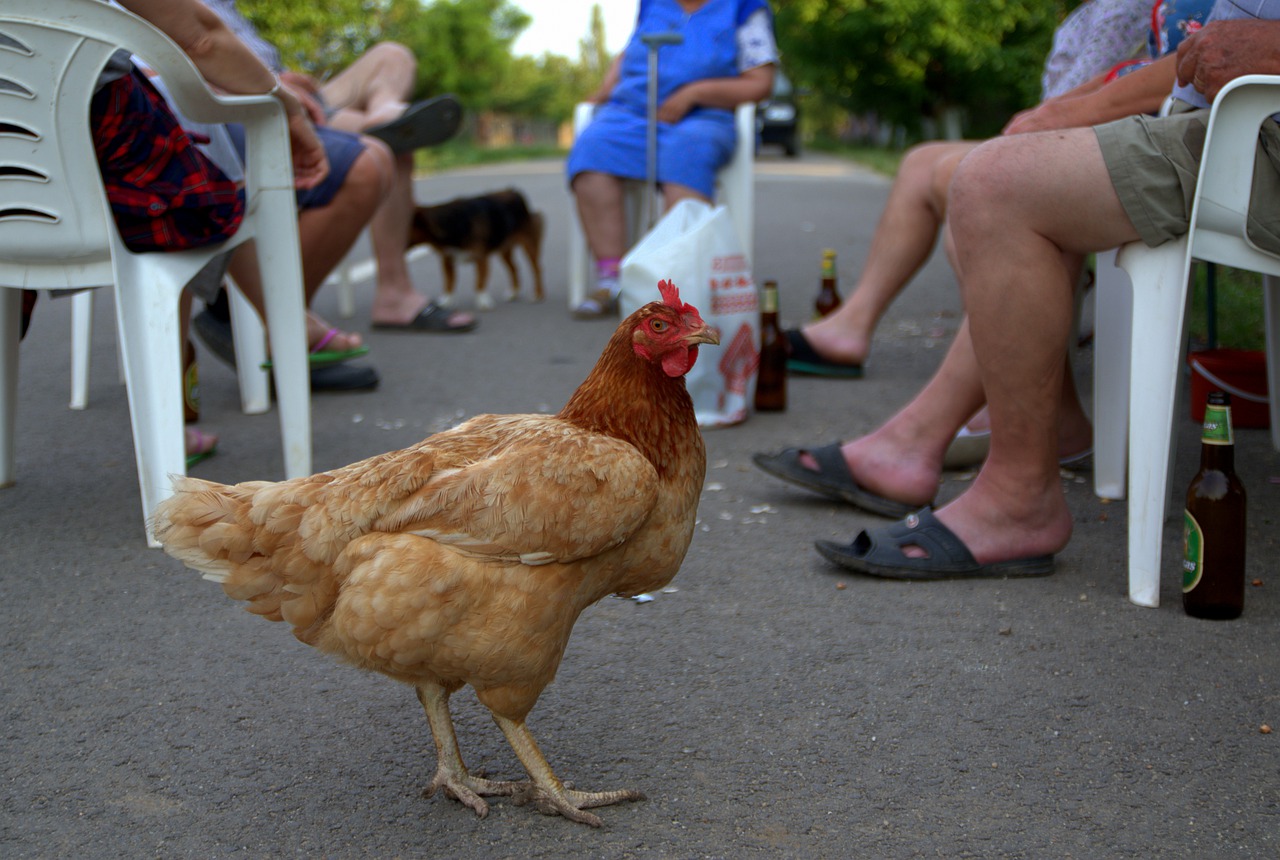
[1002,99,1074,135]
[1176,19,1280,102]
[1002,103,1046,135]
[278,76,327,126]
[278,70,321,97]
[657,84,698,124]
[287,113,329,189]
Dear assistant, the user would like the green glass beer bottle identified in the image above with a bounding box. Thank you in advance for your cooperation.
[1182,391,1246,619]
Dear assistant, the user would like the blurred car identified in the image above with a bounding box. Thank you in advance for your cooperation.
[757,70,800,157]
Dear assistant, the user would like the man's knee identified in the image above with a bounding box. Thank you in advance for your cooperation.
[364,41,416,76]
[341,144,394,215]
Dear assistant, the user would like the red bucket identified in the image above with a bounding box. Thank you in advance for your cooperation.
[1187,349,1271,428]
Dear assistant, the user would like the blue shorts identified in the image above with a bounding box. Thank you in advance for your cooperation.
[226,123,365,210]
[566,104,736,200]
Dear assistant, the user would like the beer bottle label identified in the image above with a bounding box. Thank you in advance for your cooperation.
[1200,404,1233,446]
[1182,509,1204,592]
[761,286,778,314]
[183,360,200,421]
[821,251,836,279]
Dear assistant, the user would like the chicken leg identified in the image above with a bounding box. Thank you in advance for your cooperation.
[416,684,522,818]
[493,713,644,828]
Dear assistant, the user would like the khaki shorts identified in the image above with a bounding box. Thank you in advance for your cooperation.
[1094,101,1280,254]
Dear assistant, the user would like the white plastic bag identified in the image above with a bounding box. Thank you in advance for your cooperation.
[619,200,759,428]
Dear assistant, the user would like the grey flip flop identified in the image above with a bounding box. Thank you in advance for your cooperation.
[752,443,923,518]
[815,507,1055,580]
[366,94,463,153]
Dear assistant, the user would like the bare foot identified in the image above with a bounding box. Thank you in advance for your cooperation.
[307,311,362,352]
[927,474,1073,565]
[801,316,872,367]
[184,427,218,463]
[797,426,942,510]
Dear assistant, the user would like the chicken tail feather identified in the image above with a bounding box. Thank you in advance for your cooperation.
[154,475,333,636]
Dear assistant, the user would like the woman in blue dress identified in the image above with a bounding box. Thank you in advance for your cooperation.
[566,0,778,318]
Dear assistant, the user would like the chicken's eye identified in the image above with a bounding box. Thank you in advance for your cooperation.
[650,319,669,333]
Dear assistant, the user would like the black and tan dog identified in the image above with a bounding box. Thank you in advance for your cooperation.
[409,188,545,311]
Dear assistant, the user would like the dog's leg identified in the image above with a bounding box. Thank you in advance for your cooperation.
[438,255,457,310]
[499,248,520,303]
[474,254,495,311]
[525,213,546,303]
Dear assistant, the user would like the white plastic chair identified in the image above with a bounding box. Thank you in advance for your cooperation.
[1092,75,1280,607]
[566,102,756,310]
[0,0,311,546]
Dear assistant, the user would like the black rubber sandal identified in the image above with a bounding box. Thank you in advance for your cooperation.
[815,507,1055,580]
[752,443,923,518]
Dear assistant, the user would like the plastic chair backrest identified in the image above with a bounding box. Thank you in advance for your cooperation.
[1099,74,1280,606]
[0,0,267,285]
[1187,76,1280,276]
[0,0,312,545]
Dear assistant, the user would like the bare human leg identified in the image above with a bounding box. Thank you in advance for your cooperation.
[939,126,1141,565]
[226,146,386,349]
[365,142,475,328]
[319,42,416,132]
[572,170,630,263]
[801,140,980,367]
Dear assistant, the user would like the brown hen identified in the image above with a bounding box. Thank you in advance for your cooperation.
[153,280,718,827]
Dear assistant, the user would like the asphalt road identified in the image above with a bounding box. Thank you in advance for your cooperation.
[3,152,1278,858]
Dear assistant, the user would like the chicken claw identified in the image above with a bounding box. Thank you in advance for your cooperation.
[417,684,523,817]
[424,770,525,819]
[512,783,646,828]
[495,714,644,827]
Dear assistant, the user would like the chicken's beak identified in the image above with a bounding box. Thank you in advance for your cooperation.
[686,320,720,347]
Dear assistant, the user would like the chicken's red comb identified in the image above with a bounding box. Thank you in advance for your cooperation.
[658,279,694,314]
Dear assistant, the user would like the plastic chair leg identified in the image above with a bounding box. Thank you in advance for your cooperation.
[1116,237,1194,608]
[1092,249,1132,500]
[0,289,19,489]
[567,192,592,310]
[225,279,270,415]
[111,263,186,547]
[338,261,357,319]
[1265,275,1280,451]
[70,290,94,410]
[253,191,311,480]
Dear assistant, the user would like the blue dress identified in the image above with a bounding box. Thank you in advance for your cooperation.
[566,0,772,199]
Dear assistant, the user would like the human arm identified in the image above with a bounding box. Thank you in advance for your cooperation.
[1002,52,1177,135]
[586,54,624,104]
[115,0,327,188]
[1176,18,1280,102]
[657,64,774,124]
[276,70,329,126]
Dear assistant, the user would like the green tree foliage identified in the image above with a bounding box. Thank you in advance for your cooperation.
[238,0,394,75]
[772,0,1078,138]
[237,0,531,109]
[392,0,529,105]
[233,0,1082,140]
[579,4,614,80]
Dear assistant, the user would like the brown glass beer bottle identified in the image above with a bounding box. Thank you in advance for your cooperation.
[1182,390,1246,619]
[754,280,787,412]
[814,249,840,318]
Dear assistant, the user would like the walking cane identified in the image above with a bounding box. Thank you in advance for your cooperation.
[640,32,683,232]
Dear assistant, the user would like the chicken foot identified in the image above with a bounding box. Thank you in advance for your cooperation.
[493,713,645,828]
[416,685,523,818]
